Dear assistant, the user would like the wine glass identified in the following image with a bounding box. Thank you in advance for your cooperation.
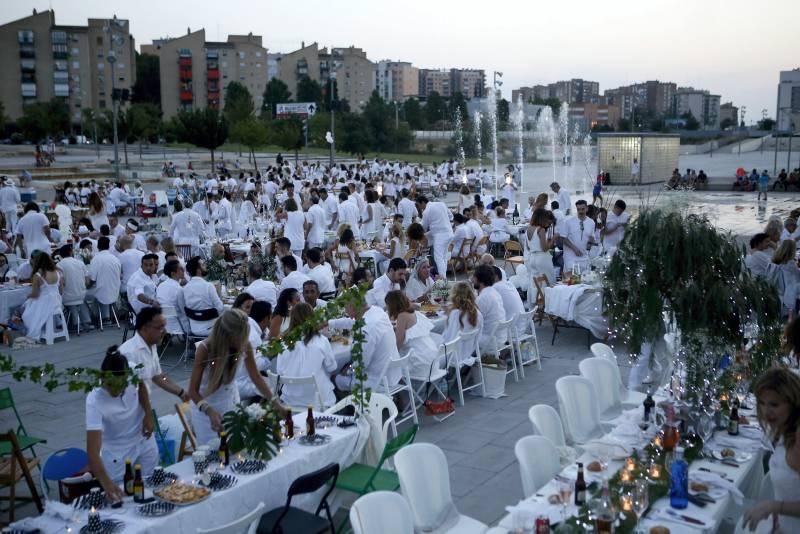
[558,479,573,521]
[632,479,649,525]
[596,445,610,472]
[638,412,655,444]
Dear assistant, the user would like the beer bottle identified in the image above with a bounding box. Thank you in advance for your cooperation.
[219,431,230,466]
[728,404,740,436]
[285,410,294,439]
[133,464,144,502]
[643,388,655,421]
[306,406,315,436]
[574,462,587,506]
[123,458,134,496]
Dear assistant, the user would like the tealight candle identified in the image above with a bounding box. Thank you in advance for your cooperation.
[649,463,661,479]
[620,471,631,483]
[620,494,633,513]
[720,392,729,402]
[625,457,637,472]
[87,506,101,532]
[653,435,663,449]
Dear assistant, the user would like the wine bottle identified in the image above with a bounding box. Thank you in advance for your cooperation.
[574,462,586,506]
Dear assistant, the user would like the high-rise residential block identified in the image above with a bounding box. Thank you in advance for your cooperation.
[674,87,721,129]
[776,69,800,131]
[604,80,676,119]
[719,102,738,128]
[0,9,135,124]
[375,61,419,102]
[418,68,485,99]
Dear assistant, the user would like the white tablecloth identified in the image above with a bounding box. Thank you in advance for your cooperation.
[16,412,367,533]
[499,397,766,533]
[544,284,608,339]
[0,285,32,324]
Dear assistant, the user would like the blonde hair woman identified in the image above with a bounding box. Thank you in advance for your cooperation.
[769,240,800,317]
[188,309,286,445]
[442,282,483,366]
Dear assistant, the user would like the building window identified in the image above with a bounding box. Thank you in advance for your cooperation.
[71,47,79,55]
[99,99,106,108]
[72,61,80,69]
[96,36,103,46]
[17,30,34,44]
[118,63,125,69]
[97,62,104,70]
[255,51,262,57]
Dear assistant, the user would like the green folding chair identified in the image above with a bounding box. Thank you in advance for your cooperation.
[333,424,418,533]
[0,388,46,457]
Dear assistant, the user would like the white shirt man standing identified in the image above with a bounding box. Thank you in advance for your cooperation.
[602,199,629,252]
[417,195,453,279]
[126,254,159,315]
[397,190,417,228]
[169,200,205,252]
[0,179,21,230]
[550,182,572,216]
[336,192,361,238]
[15,203,51,257]
[562,200,595,272]
[117,235,144,297]
[306,196,326,248]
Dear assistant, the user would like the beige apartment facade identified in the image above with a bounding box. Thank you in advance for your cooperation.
[0,9,135,125]
[375,60,419,102]
[143,30,268,119]
[276,42,322,104]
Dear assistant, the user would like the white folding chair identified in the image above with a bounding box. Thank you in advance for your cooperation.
[350,491,414,534]
[366,393,399,452]
[267,370,326,413]
[555,376,607,445]
[395,444,488,534]
[381,351,419,435]
[588,349,646,407]
[196,501,265,534]
[579,357,627,422]
[485,318,519,382]
[528,404,568,448]
[443,334,485,405]
[590,342,617,363]
[514,436,561,498]
[158,304,183,359]
[511,310,543,375]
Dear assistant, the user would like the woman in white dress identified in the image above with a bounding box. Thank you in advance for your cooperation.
[276,198,306,255]
[332,227,359,275]
[489,207,510,244]
[268,288,300,339]
[768,240,800,318]
[236,192,258,238]
[276,303,337,409]
[743,367,800,532]
[378,225,406,275]
[361,189,381,242]
[405,258,434,303]
[458,185,474,213]
[22,253,64,340]
[87,192,109,232]
[385,290,441,378]
[189,309,287,446]
[525,208,557,287]
[442,282,484,367]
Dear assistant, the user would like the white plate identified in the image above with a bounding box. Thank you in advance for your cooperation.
[711,448,752,463]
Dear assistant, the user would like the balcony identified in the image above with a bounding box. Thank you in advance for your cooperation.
[21,83,37,97]
[207,69,219,80]
[21,73,35,84]
[179,68,193,81]
[54,83,70,97]
[19,46,35,59]
[52,44,68,59]
[180,90,193,102]
[207,50,219,59]
[20,59,35,72]
[178,57,192,68]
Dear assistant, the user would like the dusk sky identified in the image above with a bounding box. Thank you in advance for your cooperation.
[6,0,799,120]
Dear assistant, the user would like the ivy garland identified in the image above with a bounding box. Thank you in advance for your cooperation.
[260,283,372,413]
[0,358,141,393]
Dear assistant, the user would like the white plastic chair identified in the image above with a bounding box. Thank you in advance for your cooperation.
[267,370,326,413]
[555,376,606,445]
[381,351,419,434]
[528,404,567,448]
[366,393,399,449]
[485,319,520,382]
[511,310,543,376]
[40,308,70,345]
[395,443,488,534]
[444,334,485,405]
[587,349,647,407]
[409,354,451,423]
[197,501,264,534]
[590,342,617,363]
[349,491,415,534]
[579,357,625,422]
[515,436,561,498]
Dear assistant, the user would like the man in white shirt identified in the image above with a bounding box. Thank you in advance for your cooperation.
[235,301,272,399]
[331,303,401,391]
[305,195,326,248]
[0,178,21,230]
[245,262,278,307]
[108,216,126,239]
[631,158,640,185]
[124,219,147,252]
[319,188,338,229]
[127,254,159,315]
[118,306,189,400]
[491,266,525,327]
[473,265,507,352]
[117,235,144,297]
[417,195,453,279]
[397,189,417,228]
[89,236,122,318]
[366,257,407,309]
[465,211,486,255]
[15,202,51,257]
[169,200,205,253]
[177,256,224,335]
[336,192,361,238]
[304,247,336,295]
[213,193,234,238]
[107,183,129,211]
[602,199,629,251]
[744,233,772,278]
[562,200,595,272]
[451,214,471,259]
[58,245,94,330]
[156,259,185,333]
[273,238,302,284]
[279,256,310,295]
[551,201,567,236]
[550,182,572,216]
[779,217,800,244]
[302,280,327,309]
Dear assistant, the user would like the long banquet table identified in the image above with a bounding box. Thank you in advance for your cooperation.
[499,391,765,533]
[16,412,367,533]
[0,284,32,324]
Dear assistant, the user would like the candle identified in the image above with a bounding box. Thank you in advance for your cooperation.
[620,494,633,513]
[649,463,661,479]
[625,457,637,472]
[620,471,631,483]
[653,435,663,449]
[720,392,729,402]
[87,506,101,532]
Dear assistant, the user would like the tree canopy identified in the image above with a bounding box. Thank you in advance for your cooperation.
[17,99,70,141]
[132,52,161,107]
[296,76,323,107]
[172,107,229,167]
[231,118,269,171]
[261,78,292,119]
[224,82,255,125]
[424,91,447,125]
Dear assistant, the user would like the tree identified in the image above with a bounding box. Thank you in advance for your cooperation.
[223,82,254,125]
[448,92,469,125]
[402,98,426,130]
[757,118,775,131]
[17,99,70,142]
[681,112,700,131]
[231,118,269,171]
[173,107,229,168]
[269,118,303,164]
[323,79,340,113]
[339,113,370,155]
[362,91,392,151]
[720,118,735,130]
[132,52,161,107]
[261,78,292,119]
[424,91,447,126]
[497,98,510,126]
[532,96,562,117]
[296,76,323,107]
[127,103,162,158]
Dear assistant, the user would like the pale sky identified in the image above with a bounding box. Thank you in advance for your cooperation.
[6,0,799,120]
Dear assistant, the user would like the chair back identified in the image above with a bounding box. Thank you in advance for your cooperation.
[270,463,339,533]
[503,239,522,255]
[527,404,567,447]
[395,443,456,532]
[267,371,325,412]
[335,252,356,274]
[0,431,44,515]
[555,376,602,445]
[457,329,481,365]
[366,393,399,448]
[457,238,473,258]
[442,336,461,369]
[383,352,412,393]
[514,436,561,498]
[515,309,536,335]
[160,305,183,336]
[378,424,418,468]
[0,388,24,434]
[578,357,622,415]
[40,448,89,501]
[196,502,265,534]
[590,343,617,363]
[176,245,193,262]
[175,402,197,457]
[350,491,415,534]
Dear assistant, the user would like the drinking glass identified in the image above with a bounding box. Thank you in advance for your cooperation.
[632,479,649,525]
[595,446,610,471]
[558,479,573,521]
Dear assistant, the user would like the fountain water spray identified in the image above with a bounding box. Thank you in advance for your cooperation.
[486,92,499,199]
[473,111,482,194]
[513,96,525,197]
[453,108,466,171]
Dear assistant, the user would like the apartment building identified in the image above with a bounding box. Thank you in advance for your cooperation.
[375,61,419,102]
[777,69,800,131]
[0,9,135,123]
[568,103,621,130]
[719,102,739,128]
[604,81,676,119]
[418,68,485,99]
[511,85,550,103]
[674,87,721,129]
[142,29,267,119]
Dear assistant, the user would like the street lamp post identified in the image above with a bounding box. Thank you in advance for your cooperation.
[329,71,336,168]
[739,106,747,156]
[106,23,123,184]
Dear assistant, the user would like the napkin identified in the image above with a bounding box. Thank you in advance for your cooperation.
[690,470,744,504]
[506,498,576,525]
[44,500,75,520]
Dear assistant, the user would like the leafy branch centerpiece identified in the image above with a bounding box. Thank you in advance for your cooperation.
[222,401,282,461]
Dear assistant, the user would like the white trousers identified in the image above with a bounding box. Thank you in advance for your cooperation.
[101,435,159,484]
[430,232,452,278]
